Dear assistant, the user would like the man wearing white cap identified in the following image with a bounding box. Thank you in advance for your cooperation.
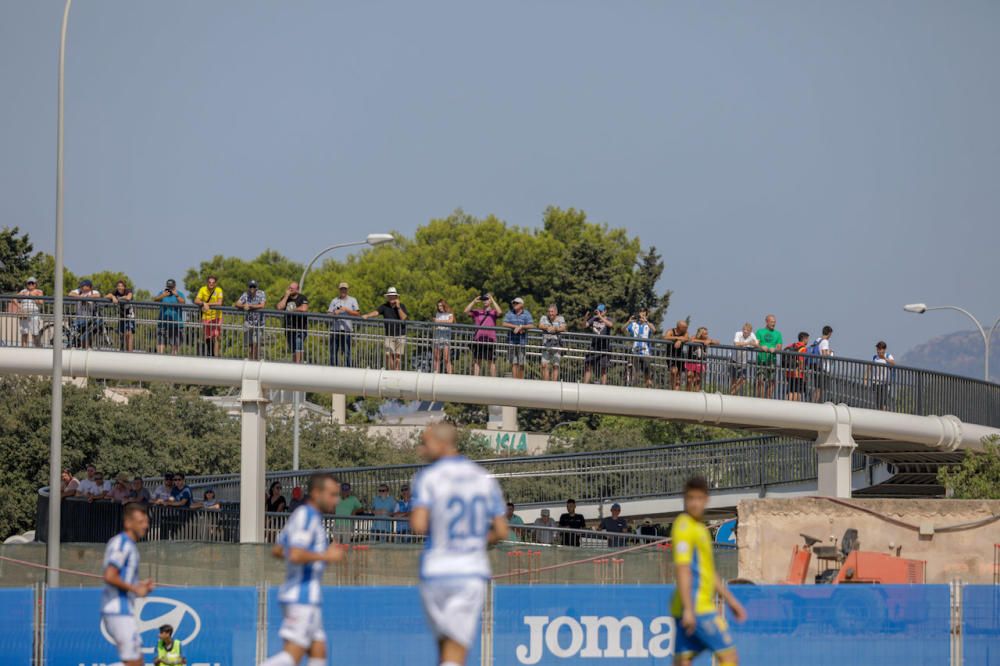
[363,287,409,370]
[327,282,360,367]
[14,277,44,347]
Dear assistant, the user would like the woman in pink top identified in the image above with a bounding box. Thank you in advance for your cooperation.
[464,293,502,377]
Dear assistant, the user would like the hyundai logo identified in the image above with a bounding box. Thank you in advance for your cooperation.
[100,596,201,655]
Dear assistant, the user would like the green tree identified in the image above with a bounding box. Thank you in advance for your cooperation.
[77,270,139,297]
[0,227,37,293]
[183,250,305,310]
[25,252,78,296]
[938,436,1000,499]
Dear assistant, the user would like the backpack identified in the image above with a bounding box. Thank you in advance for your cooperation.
[805,338,824,368]
[782,341,806,369]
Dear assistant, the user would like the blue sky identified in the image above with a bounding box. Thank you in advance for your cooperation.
[2,1,998,361]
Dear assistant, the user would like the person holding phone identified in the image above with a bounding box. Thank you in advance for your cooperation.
[153,279,185,355]
[465,292,502,377]
[582,304,614,385]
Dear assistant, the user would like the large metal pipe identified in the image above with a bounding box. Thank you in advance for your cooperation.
[3,348,996,452]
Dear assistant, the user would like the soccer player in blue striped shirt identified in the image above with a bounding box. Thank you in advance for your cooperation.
[101,503,155,666]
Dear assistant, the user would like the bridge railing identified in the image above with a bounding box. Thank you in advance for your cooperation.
[178,435,855,506]
[4,295,999,427]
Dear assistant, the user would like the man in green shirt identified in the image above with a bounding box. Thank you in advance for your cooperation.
[334,482,364,542]
[755,314,783,399]
[505,502,525,542]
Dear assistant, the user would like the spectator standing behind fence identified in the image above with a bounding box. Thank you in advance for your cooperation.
[125,477,150,505]
[755,315,783,399]
[372,483,396,539]
[600,503,629,547]
[78,464,99,496]
[432,300,455,374]
[663,320,690,391]
[625,309,656,388]
[558,498,586,546]
[784,332,810,402]
[85,471,111,501]
[195,276,224,358]
[466,293,502,377]
[505,502,525,542]
[234,280,266,360]
[13,277,43,347]
[363,287,409,371]
[685,327,718,392]
[328,282,360,367]
[867,341,896,411]
[582,304,614,385]
[106,280,136,352]
[811,326,834,403]
[533,508,558,545]
[266,481,287,512]
[393,484,412,538]
[162,474,192,508]
[287,487,304,512]
[109,473,131,503]
[151,474,174,503]
[503,298,534,379]
[60,469,80,498]
[334,482,364,543]
[538,305,566,382]
[276,282,309,364]
[69,280,102,349]
[730,323,757,396]
[153,280,185,355]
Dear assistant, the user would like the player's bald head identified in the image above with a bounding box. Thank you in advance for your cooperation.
[420,422,459,460]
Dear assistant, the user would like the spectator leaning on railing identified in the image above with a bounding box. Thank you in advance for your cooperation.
[372,483,396,539]
[582,304,614,385]
[392,484,412,537]
[662,320,690,391]
[533,508,558,545]
[60,469,80,498]
[755,314,783,399]
[68,279,102,349]
[625,309,656,388]
[432,300,455,374]
[12,277,43,348]
[161,474,193,508]
[466,292,502,377]
[327,282,360,368]
[106,280,136,352]
[867,341,896,411]
[195,276,224,358]
[784,332,810,402]
[503,298,534,379]
[125,477,151,505]
[235,280,266,360]
[505,502,525,542]
[266,480,287,512]
[558,498,586,546]
[538,304,566,382]
[276,282,310,364]
[151,474,174,503]
[599,502,629,547]
[684,327,718,393]
[730,322,758,396]
[153,280,186,355]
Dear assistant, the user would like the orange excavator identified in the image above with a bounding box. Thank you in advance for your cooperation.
[785,528,926,584]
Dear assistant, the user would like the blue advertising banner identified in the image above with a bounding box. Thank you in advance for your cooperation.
[963,585,1000,665]
[493,585,696,665]
[0,588,34,665]
[266,586,479,665]
[728,585,951,665]
[45,586,257,666]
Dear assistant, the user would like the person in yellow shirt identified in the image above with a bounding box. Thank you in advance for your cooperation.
[670,476,746,665]
[195,276,224,357]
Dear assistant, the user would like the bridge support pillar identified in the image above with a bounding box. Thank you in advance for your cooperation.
[240,378,269,543]
[331,393,347,425]
[815,414,856,498]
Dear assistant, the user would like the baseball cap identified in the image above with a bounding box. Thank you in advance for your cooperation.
[341,482,352,491]
[611,503,621,511]
[596,304,606,312]
[512,297,524,305]
[384,287,399,297]
[540,508,550,516]
[338,282,349,289]
[247,279,258,288]
[79,279,92,288]
[165,279,176,288]
[26,277,38,284]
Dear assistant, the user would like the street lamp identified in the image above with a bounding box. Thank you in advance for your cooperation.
[291,233,394,470]
[903,303,1000,382]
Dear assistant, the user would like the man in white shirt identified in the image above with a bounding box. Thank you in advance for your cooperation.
[261,473,344,666]
[812,325,834,402]
[327,282,361,367]
[730,323,758,395]
[411,423,508,666]
[13,277,44,347]
[625,309,656,388]
[150,473,175,503]
[867,341,896,411]
[537,305,566,382]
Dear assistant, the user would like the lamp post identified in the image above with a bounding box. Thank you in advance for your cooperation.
[903,303,1000,382]
[47,0,74,588]
[290,233,394,470]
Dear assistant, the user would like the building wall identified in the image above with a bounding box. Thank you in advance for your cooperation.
[738,498,1000,584]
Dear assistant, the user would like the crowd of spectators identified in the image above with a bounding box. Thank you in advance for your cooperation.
[9,276,902,408]
[58,466,219,511]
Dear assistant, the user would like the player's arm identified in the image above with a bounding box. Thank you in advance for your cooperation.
[488,515,509,545]
[714,573,747,622]
[675,563,696,635]
[103,564,154,597]
[409,506,430,535]
[286,545,345,564]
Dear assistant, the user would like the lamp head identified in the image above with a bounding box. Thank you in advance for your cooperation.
[366,233,395,246]
[903,303,928,314]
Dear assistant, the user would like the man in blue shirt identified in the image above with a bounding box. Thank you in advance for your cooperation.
[392,484,412,540]
[502,297,534,379]
[162,474,193,508]
[153,279,186,355]
[371,483,397,540]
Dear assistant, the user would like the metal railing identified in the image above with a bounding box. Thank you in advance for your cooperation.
[183,435,858,506]
[4,295,999,426]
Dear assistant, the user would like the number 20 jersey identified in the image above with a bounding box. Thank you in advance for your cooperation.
[411,455,505,581]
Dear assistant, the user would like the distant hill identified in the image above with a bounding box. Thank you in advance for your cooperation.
[900,330,999,383]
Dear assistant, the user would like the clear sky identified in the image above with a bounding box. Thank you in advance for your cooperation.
[2,1,998,361]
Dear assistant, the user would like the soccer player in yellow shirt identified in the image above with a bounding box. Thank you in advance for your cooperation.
[671,476,747,665]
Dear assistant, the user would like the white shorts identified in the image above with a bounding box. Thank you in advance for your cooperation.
[278,603,327,649]
[19,317,42,336]
[102,614,142,662]
[419,578,486,648]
